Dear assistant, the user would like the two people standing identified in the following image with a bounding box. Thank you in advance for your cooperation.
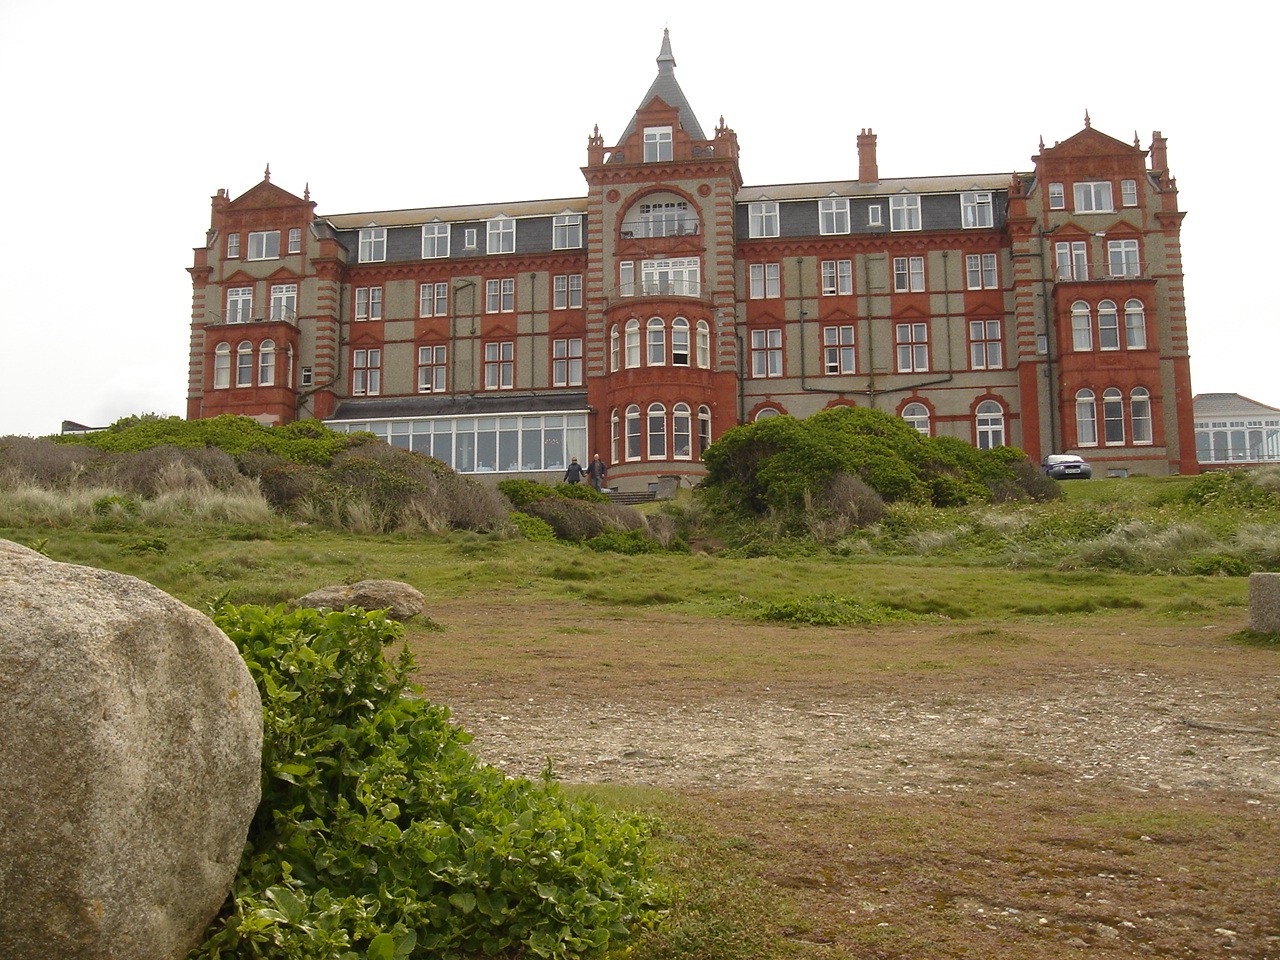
[565,453,608,492]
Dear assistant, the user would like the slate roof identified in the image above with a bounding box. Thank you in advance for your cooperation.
[1192,393,1280,420]
[330,393,589,422]
[616,29,707,146]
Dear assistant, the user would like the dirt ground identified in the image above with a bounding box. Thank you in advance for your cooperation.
[410,599,1280,958]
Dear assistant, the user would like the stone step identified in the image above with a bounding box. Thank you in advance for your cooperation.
[606,490,658,506]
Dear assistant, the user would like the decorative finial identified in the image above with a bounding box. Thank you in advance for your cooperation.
[657,27,675,70]
[303,182,311,201]
[1133,131,1140,148]
[1083,110,1091,129]
[593,123,599,138]
[1038,134,1045,151]
[264,163,271,182]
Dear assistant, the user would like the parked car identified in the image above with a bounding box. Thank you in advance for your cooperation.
[1041,454,1092,480]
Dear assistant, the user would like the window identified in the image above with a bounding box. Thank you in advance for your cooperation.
[966,253,998,290]
[961,192,993,228]
[750,328,783,378]
[823,325,855,375]
[1098,300,1120,350]
[1108,239,1140,277]
[672,317,690,366]
[358,227,386,263]
[1125,299,1147,349]
[975,400,1005,449]
[355,286,382,321]
[625,405,642,460]
[553,274,582,309]
[1055,241,1088,281]
[553,214,582,250]
[647,318,666,365]
[419,282,448,317]
[868,204,883,227]
[487,217,515,254]
[1048,182,1065,210]
[643,126,673,162]
[1103,387,1124,444]
[619,261,635,297]
[258,339,275,386]
[634,199,695,237]
[819,198,850,235]
[696,320,711,368]
[417,345,447,393]
[893,256,925,292]
[236,341,253,387]
[270,284,297,322]
[625,319,641,368]
[463,228,478,250]
[352,348,381,397]
[226,287,252,324]
[611,409,620,463]
[553,338,583,387]
[1075,389,1098,446]
[484,341,514,390]
[421,222,450,258]
[673,403,692,459]
[969,320,1002,369]
[749,262,780,299]
[248,230,280,260]
[288,228,302,254]
[648,403,667,458]
[1131,387,1152,444]
[1071,301,1092,351]
[640,258,700,296]
[1074,181,1113,213]
[890,195,921,231]
[748,202,779,238]
[213,343,231,389]
[226,233,240,258]
[698,405,712,455]
[300,365,313,387]
[821,259,853,296]
[895,322,928,372]
[485,278,515,313]
[902,402,930,436]
[1121,179,1138,207]
[610,325,620,371]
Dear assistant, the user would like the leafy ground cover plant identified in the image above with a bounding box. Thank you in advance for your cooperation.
[194,603,660,960]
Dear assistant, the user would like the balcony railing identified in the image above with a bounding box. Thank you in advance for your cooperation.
[618,278,703,298]
[620,218,701,239]
[1055,261,1148,282]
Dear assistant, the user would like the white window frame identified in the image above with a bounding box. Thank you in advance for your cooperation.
[1108,239,1140,278]
[1073,181,1114,213]
[486,216,516,255]
[288,228,302,254]
[975,399,1005,450]
[647,317,666,366]
[355,286,382,322]
[643,126,673,162]
[750,328,783,378]
[625,319,641,369]
[902,402,930,436]
[463,227,478,250]
[225,287,253,324]
[1048,182,1065,210]
[895,322,928,372]
[1121,179,1138,207]
[749,262,780,299]
[1076,389,1098,446]
[553,214,583,250]
[821,259,853,296]
[823,325,856,375]
[966,253,998,290]
[893,256,925,293]
[358,227,386,263]
[625,405,642,461]
[1125,299,1147,349]
[748,202,779,238]
[236,340,253,387]
[1131,387,1153,444]
[421,222,450,259]
[226,233,240,258]
[1103,387,1125,445]
[269,283,297,322]
[647,403,667,458]
[352,347,381,397]
[968,319,1002,370]
[553,274,582,309]
[1098,300,1120,351]
[640,258,700,297]
[696,320,711,368]
[619,261,635,297]
[890,195,921,231]
[552,338,583,387]
[485,278,515,313]
[484,341,515,390]
[248,230,280,260]
[258,339,276,386]
[419,282,448,318]
[819,198,850,235]
[673,403,692,459]
[672,317,690,366]
[1071,301,1092,351]
[868,204,883,227]
[417,344,447,393]
[213,342,231,389]
[1056,241,1089,281]
[610,325,620,371]
[961,192,993,228]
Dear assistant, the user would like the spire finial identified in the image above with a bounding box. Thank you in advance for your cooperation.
[264,163,271,182]
[1083,109,1091,129]
[1038,134,1045,151]
[657,27,675,71]
[303,182,311,201]
[1133,131,1140,148]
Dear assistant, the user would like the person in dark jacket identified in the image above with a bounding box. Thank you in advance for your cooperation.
[564,457,585,484]
[586,453,607,492]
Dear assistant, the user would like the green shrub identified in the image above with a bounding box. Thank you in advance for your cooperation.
[1183,470,1280,510]
[745,593,909,626]
[510,511,558,542]
[497,478,555,508]
[585,529,666,554]
[195,604,660,960]
[92,493,139,517]
[522,498,611,542]
[553,482,609,503]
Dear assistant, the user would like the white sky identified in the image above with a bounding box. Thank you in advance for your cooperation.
[1,0,1271,437]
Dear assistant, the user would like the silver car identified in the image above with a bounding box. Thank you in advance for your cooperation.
[1041,454,1092,480]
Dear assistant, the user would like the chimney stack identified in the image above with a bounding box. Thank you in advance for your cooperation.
[1149,131,1168,175]
[858,128,879,183]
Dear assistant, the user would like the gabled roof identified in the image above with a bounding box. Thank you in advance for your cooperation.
[1039,122,1143,160]
[616,29,706,145]
[1193,393,1280,419]
[738,173,1015,203]
[229,175,309,211]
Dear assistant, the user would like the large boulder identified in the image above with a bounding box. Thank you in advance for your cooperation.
[0,541,263,960]
[292,578,426,622]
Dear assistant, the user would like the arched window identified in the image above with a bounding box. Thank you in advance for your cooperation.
[1131,387,1152,444]
[1071,301,1092,351]
[647,318,666,366]
[610,325,620,372]
[1075,389,1098,446]
[648,403,667,458]
[754,407,781,421]
[1098,300,1119,351]
[236,340,254,387]
[213,342,231,389]
[901,402,930,436]
[625,405,642,460]
[673,403,692,458]
[286,344,294,388]
[975,399,1004,450]
[1103,387,1125,444]
[672,318,690,366]
[1125,299,1147,349]
[696,320,711,368]
[625,320,640,369]
[610,408,620,463]
[258,339,276,386]
[698,405,712,456]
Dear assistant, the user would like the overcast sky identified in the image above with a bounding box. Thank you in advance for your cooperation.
[1,0,1271,437]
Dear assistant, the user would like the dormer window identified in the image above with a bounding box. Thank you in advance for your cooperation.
[961,192,993,228]
[748,202,779,238]
[487,216,516,254]
[643,126,673,162]
[553,214,582,249]
[819,198,850,235]
[358,227,386,263]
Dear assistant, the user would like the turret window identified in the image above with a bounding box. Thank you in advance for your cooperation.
[672,318,690,366]
[258,340,276,386]
[643,126,673,162]
[237,341,254,387]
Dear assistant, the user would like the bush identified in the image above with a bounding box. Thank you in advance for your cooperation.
[497,478,556,508]
[0,436,102,487]
[584,529,666,555]
[510,511,558,542]
[522,497,612,542]
[194,604,660,960]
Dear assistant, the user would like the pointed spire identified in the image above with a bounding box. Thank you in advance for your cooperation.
[263,163,271,182]
[657,27,675,72]
[1133,131,1141,148]
[1083,110,1091,129]
[1038,134,1045,152]
[303,182,311,201]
